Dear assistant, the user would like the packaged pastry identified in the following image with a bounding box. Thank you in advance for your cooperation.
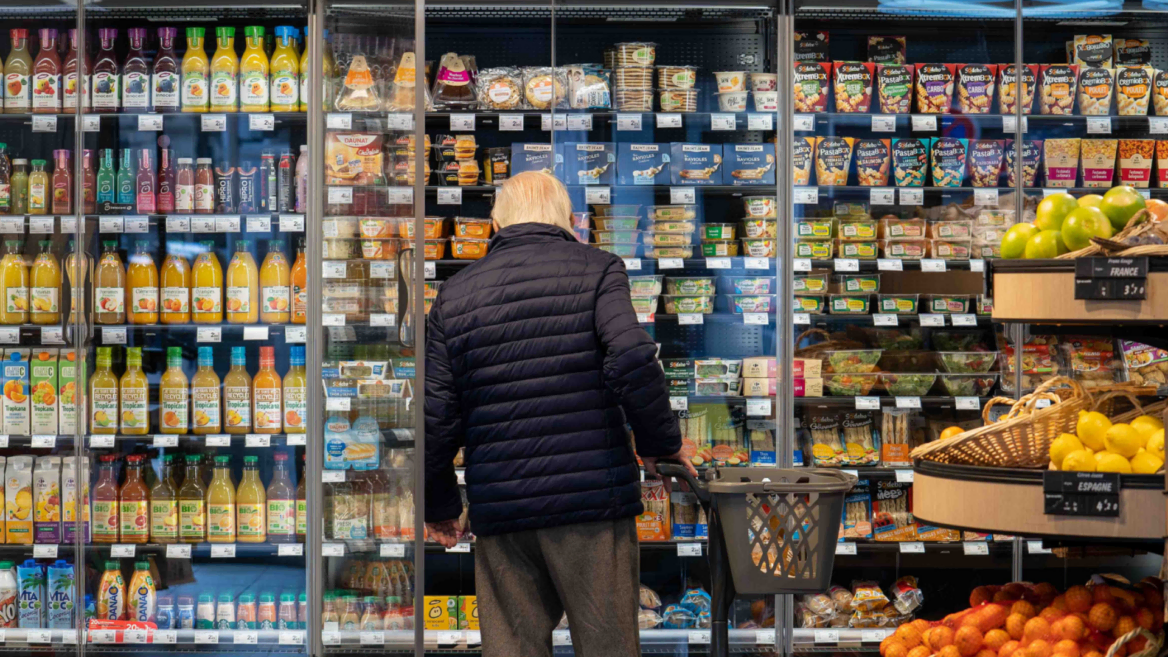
[431,52,477,110]
[614,42,656,67]
[522,67,567,110]
[892,138,927,187]
[876,64,913,114]
[1115,65,1154,116]
[794,62,832,113]
[1155,70,1168,115]
[832,62,874,113]
[1120,340,1168,391]
[565,64,611,109]
[659,89,698,113]
[968,140,1003,188]
[851,581,890,612]
[815,137,855,186]
[1118,139,1155,188]
[1039,64,1078,115]
[955,64,996,114]
[325,133,384,185]
[658,65,697,90]
[614,88,653,112]
[386,52,431,112]
[1043,138,1080,188]
[1074,34,1114,68]
[867,36,906,65]
[929,137,967,187]
[1005,139,1042,187]
[1116,39,1151,66]
[476,67,524,110]
[854,139,891,187]
[998,63,1037,115]
[335,54,381,111]
[793,137,814,186]
[914,63,955,114]
[1080,139,1117,188]
[1077,67,1114,115]
[1060,335,1121,389]
[613,66,653,90]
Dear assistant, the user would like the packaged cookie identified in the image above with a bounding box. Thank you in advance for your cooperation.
[522,66,567,110]
[891,138,927,187]
[968,139,1003,188]
[1043,138,1081,188]
[815,137,855,186]
[854,139,891,187]
[998,63,1037,115]
[1005,139,1042,187]
[1080,139,1117,188]
[1040,64,1078,115]
[1115,39,1151,66]
[1077,67,1114,115]
[867,36,906,65]
[1115,66,1153,116]
[476,67,524,110]
[915,63,956,114]
[876,64,913,114]
[1118,139,1155,188]
[833,62,874,113]
[565,64,611,110]
[794,62,832,113]
[955,64,996,114]
[929,137,967,187]
[1154,70,1168,116]
[793,137,815,186]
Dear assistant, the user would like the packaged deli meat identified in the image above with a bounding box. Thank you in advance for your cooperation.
[1115,66,1154,116]
[1155,70,1168,116]
[815,137,856,186]
[794,31,830,63]
[1043,138,1081,188]
[968,140,1004,188]
[892,138,928,187]
[929,137,967,187]
[955,64,996,114]
[833,62,874,113]
[794,62,832,113]
[1005,139,1042,188]
[1039,64,1078,115]
[1077,67,1114,115]
[1080,139,1117,188]
[1115,39,1151,66]
[1074,34,1114,68]
[876,64,913,114]
[998,63,1037,115]
[867,36,906,65]
[915,63,956,114]
[1118,139,1155,188]
[854,139,891,187]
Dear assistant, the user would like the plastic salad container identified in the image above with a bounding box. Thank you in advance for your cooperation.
[825,373,879,396]
[878,373,938,396]
[648,205,697,221]
[823,350,883,373]
[666,277,716,295]
[644,245,694,259]
[628,275,664,297]
[646,232,694,246]
[829,294,871,314]
[593,230,642,244]
[835,274,879,294]
[702,224,737,240]
[877,350,936,373]
[701,240,739,257]
[647,220,696,233]
[937,351,999,374]
[662,295,714,314]
[730,295,776,313]
[593,217,641,231]
[598,243,640,257]
[794,296,825,313]
[878,294,919,314]
[630,296,659,316]
[938,373,999,396]
[451,237,489,259]
[730,277,774,294]
[594,205,641,217]
[926,294,973,314]
[741,238,776,257]
[795,274,829,295]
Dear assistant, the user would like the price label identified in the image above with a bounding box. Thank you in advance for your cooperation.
[137,114,163,131]
[82,115,100,131]
[970,259,986,272]
[912,115,937,131]
[0,217,21,235]
[584,186,610,205]
[956,396,981,410]
[744,313,768,325]
[538,114,564,131]
[111,544,136,558]
[31,436,56,451]
[438,188,462,205]
[896,396,922,409]
[322,470,345,483]
[246,215,271,232]
[104,327,127,344]
[123,216,149,233]
[1087,117,1111,134]
[369,262,395,279]
[60,216,76,233]
[793,114,815,131]
[1035,398,1052,408]
[656,113,683,128]
[895,469,915,483]
[677,313,703,325]
[757,630,777,645]
[326,113,352,130]
[380,543,406,558]
[194,630,219,644]
[326,397,351,411]
[835,542,857,555]
[951,314,977,327]
[974,188,999,206]
[873,314,898,326]
[90,435,114,448]
[88,630,115,643]
[323,261,347,278]
[386,187,413,205]
[498,114,523,131]
[424,261,437,279]
[553,630,572,646]
[248,113,274,131]
[900,541,925,554]
[99,216,124,233]
[28,217,52,234]
[616,113,643,131]
[123,629,148,644]
[386,113,414,130]
[919,314,945,326]
[447,542,472,553]
[793,312,810,325]
[243,326,269,341]
[706,257,731,269]
[322,632,341,645]
[964,541,990,555]
[167,544,191,559]
[1151,117,1168,134]
[285,326,306,343]
[747,398,772,416]
[236,631,259,645]
[670,396,688,411]
[197,327,221,343]
[0,328,17,344]
[623,258,641,271]
[871,115,896,132]
[711,113,736,130]
[450,113,475,131]
[567,114,592,131]
[360,632,384,645]
[870,188,894,205]
[201,114,227,131]
[370,313,396,327]
[834,258,859,272]
[40,327,62,345]
[658,258,683,270]
[155,630,177,644]
[322,543,345,557]
[921,259,947,272]
[747,113,773,130]
[745,257,769,269]
[278,214,304,232]
[153,434,178,448]
[1002,116,1027,133]
[276,543,303,557]
[33,545,57,558]
[1027,540,1051,554]
[32,115,58,132]
[689,631,712,644]
[246,434,270,447]
[670,187,696,204]
[215,216,240,232]
[206,434,231,447]
[327,187,352,205]
[166,216,191,232]
[677,542,702,557]
[793,258,812,272]
[794,187,818,204]
[814,630,840,644]
[855,397,880,410]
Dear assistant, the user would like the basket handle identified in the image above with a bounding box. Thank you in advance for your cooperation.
[1091,389,1145,416]
[1032,375,1086,402]
[794,328,831,346]
[981,396,1017,424]
[1009,392,1062,419]
[655,461,709,504]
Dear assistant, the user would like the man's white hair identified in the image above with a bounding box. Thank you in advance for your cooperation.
[491,170,573,231]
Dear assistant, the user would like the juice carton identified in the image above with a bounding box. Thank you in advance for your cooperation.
[16,560,42,628]
[57,350,78,435]
[457,595,478,630]
[61,456,83,544]
[46,560,74,629]
[33,456,60,544]
[4,456,32,544]
[29,349,57,435]
[1,349,29,436]
[423,596,458,630]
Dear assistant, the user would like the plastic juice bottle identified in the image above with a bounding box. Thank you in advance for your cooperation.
[206,455,235,543]
[321,593,338,629]
[194,159,214,213]
[4,29,31,114]
[191,241,222,324]
[360,596,382,630]
[127,241,158,325]
[223,346,251,434]
[191,346,221,434]
[181,27,209,112]
[177,454,206,543]
[90,454,119,541]
[290,238,306,324]
[301,28,335,112]
[253,346,281,433]
[278,592,297,629]
[174,158,194,212]
[29,240,59,325]
[64,240,86,327]
[136,149,156,215]
[89,347,117,437]
[9,160,26,215]
[96,149,115,207]
[237,592,256,629]
[121,27,148,111]
[94,241,125,324]
[118,454,149,543]
[236,455,265,543]
[296,454,306,541]
[269,26,298,112]
[216,592,235,629]
[26,160,47,215]
[160,248,190,324]
[152,27,179,112]
[0,240,28,325]
[92,28,119,112]
[82,149,95,214]
[259,240,290,323]
[158,148,175,213]
[116,148,135,206]
[226,240,258,324]
[340,595,359,629]
[51,149,71,215]
[266,452,295,542]
[31,28,61,114]
[126,561,154,622]
[63,28,91,112]
[0,144,11,214]
[96,561,124,619]
[149,454,178,544]
[239,27,268,112]
[210,27,238,112]
[257,593,276,629]
[159,346,188,434]
[119,346,148,434]
[283,345,306,434]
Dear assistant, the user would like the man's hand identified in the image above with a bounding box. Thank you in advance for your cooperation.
[642,452,699,495]
[426,519,463,548]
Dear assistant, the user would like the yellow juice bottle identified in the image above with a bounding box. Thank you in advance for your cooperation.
[94,240,125,325]
[177,453,206,543]
[209,27,238,112]
[0,240,28,325]
[259,240,289,324]
[119,346,148,435]
[64,240,87,328]
[226,240,258,324]
[29,240,59,325]
[239,27,269,113]
[191,346,220,434]
[269,26,298,112]
[236,455,265,543]
[159,346,188,434]
[223,346,251,434]
[283,345,306,434]
[206,454,235,543]
[126,241,158,325]
[89,346,117,434]
[181,27,209,113]
[160,248,191,324]
[253,346,281,434]
[191,241,222,324]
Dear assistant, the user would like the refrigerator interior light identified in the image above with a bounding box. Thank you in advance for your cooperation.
[877,0,1014,17]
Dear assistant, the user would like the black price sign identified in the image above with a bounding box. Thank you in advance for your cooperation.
[1043,471,1121,517]
[1074,257,1149,301]
[98,201,135,215]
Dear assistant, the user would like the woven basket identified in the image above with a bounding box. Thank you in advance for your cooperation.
[1058,209,1151,259]
[1091,388,1163,420]
[1104,627,1162,657]
[794,328,864,360]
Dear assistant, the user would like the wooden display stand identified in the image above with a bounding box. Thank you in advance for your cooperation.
[993,269,1168,323]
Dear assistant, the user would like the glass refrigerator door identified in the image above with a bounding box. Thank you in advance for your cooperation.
[77,0,311,651]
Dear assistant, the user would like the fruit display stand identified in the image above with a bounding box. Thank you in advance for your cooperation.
[990,259,1168,325]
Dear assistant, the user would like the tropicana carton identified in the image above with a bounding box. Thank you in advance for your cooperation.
[29,349,57,435]
[57,350,79,435]
[1,349,29,436]
[4,456,32,544]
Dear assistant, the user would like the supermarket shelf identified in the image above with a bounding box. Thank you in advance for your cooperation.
[87,432,307,447]
[92,111,307,124]
[86,628,307,647]
[652,313,772,324]
[799,112,1168,133]
[0,542,307,557]
[791,628,893,653]
[321,628,777,653]
[808,186,1168,199]
[989,259,1168,326]
[795,396,993,408]
[331,185,781,197]
[436,258,776,272]
[805,259,984,272]
[82,0,307,19]
[90,323,303,345]
[803,313,993,326]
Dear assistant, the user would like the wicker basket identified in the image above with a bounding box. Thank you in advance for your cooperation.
[1058,208,1153,259]
[794,328,864,360]
[1105,627,1163,657]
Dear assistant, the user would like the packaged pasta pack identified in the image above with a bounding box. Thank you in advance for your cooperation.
[1060,335,1121,389]
[1077,67,1114,115]
[877,64,913,114]
[1158,141,1168,188]
[892,138,928,187]
[1043,139,1081,188]
[998,63,1037,114]
[794,62,832,113]
[871,481,916,541]
[816,137,855,186]
[833,62,874,113]
[1118,139,1155,188]
[855,139,891,187]
[1006,139,1042,188]
[793,137,815,186]
[955,64,996,114]
[840,480,873,541]
[968,140,1004,188]
[930,137,967,187]
[841,411,880,466]
[1115,66,1154,116]
[915,63,956,113]
[1155,70,1168,116]
[1081,139,1118,188]
[636,479,671,541]
[1040,64,1078,115]
[1120,340,1168,392]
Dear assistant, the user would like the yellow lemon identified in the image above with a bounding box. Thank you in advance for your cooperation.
[1148,429,1165,459]
[1130,415,1164,442]
[1061,449,1097,472]
[1104,423,1145,458]
[1050,433,1083,468]
[1096,452,1134,473]
[1077,410,1112,451]
[1131,450,1164,474]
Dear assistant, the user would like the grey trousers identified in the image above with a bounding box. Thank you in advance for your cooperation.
[475,517,641,657]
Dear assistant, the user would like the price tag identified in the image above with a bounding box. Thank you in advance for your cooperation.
[236,631,259,645]
[60,216,76,233]
[153,434,177,448]
[961,541,990,555]
[326,397,351,411]
[0,217,21,235]
[438,188,462,205]
[32,115,57,132]
[33,545,57,558]
[123,216,149,233]
[793,258,812,272]
[814,630,840,644]
[197,327,221,343]
[862,630,890,643]
[656,113,682,128]
[677,542,702,557]
[834,258,859,272]
[835,542,857,555]
[912,114,937,131]
[327,187,352,205]
[896,396,922,409]
[167,544,191,559]
[658,258,684,270]
[1087,117,1111,134]
[870,188,895,205]
[166,216,191,232]
[855,397,880,410]
[447,542,471,553]
[215,216,240,232]
[706,257,731,269]
[194,630,219,644]
[970,259,986,272]
[951,314,977,327]
[956,396,981,410]
[248,113,274,131]
[39,327,62,345]
[124,629,148,644]
[553,630,572,646]
[321,543,345,557]
[793,312,810,325]
[246,215,271,232]
[567,114,593,131]
[243,326,269,341]
[670,396,688,411]
[498,114,523,131]
[1027,540,1051,554]
[450,113,475,131]
[271,543,304,558]
[616,113,642,131]
[136,114,163,131]
[921,259,947,272]
[1035,398,1052,408]
[0,328,17,344]
[747,398,772,416]
[895,469,915,483]
[424,261,437,279]
[88,629,116,643]
[380,543,406,558]
[873,314,898,326]
[322,631,341,645]
[744,313,768,325]
[677,313,703,325]
[322,470,345,482]
[1002,116,1027,133]
[82,115,100,131]
[670,187,696,204]
[201,114,226,131]
[98,216,124,233]
[711,113,736,130]
[111,544,135,558]
[745,257,769,269]
[385,113,414,130]
[689,631,712,644]
[323,261,347,278]
[90,435,114,448]
[30,434,54,449]
[206,434,231,447]
[794,114,815,131]
[28,217,52,234]
[285,326,306,343]
[871,115,896,132]
[900,541,925,554]
[974,188,999,206]
[368,262,395,280]
[794,187,818,204]
[276,213,302,232]
[747,113,773,130]
[360,632,384,645]
[155,630,177,644]
[326,113,352,130]
[370,313,396,327]
[246,434,270,447]
[623,258,641,271]
[584,186,610,205]
[386,187,413,205]
[1151,117,1168,134]
[919,314,945,326]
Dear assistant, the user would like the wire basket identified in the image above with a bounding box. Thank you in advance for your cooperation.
[709,468,855,595]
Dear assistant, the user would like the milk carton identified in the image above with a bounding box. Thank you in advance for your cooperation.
[2,349,30,436]
[33,456,60,544]
[46,561,74,629]
[4,456,32,544]
[57,350,79,435]
[29,349,57,435]
[16,560,42,628]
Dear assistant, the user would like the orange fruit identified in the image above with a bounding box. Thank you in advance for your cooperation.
[971,586,995,606]
[1093,587,1115,606]
[985,630,1011,651]
[1051,596,1069,612]
[1057,616,1086,641]
[956,626,984,656]
[1088,604,1117,632]
[1113,616,1137,639]
[907,647,930,657]
[896,625,923,650]
[1024,617,1052,643]
[881,636,898,656]
[1041,607,1067,623]
[1034,583,1059,601]
[1007,613,1028,640]
[1000,641,1021,657]
[1027,640,1053,657]
[1127,637,1148,654]
[979,605,1009,632]
[1012,601,1037,619]
[1066,587,1093,613]
[1083,651,1104,657]
[940,645,962,657]
[977,650,998,657]
[887,644,909,657]
[930,627,956,650]
[940,425,964,440]
[1136,608,1154,631]
[1053,640,1080,657]
[910,620,931,634]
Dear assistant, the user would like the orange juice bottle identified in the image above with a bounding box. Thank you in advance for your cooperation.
[259,240,290,324]
[206,455,235,543]
[191,241,222,324]
[160,247,191,324]
[29,240,60,325]
[236,455,265,543]
[191,346,220,434]
[177,454,206,543]
[238,27,269,113]
[0,240,28,325]
[118,454,150,544]
[127,241,158,325]
[181,27,209,113]
[290,238,306,324]
[64,240,87,327]
[209,27,238,112]
[119,346,148,435]
[158,346,188,434]
[253,346,281,434]
[89,346,118,435]
[223,346,251,434]
[226,240,258,324]
[283,345,306,434]
[94,241,125,325]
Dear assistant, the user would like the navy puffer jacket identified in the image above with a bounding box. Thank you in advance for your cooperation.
[424,222,682,536]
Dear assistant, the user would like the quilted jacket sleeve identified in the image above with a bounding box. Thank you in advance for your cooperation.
[424,296,466,523]
[594,259,683,457]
